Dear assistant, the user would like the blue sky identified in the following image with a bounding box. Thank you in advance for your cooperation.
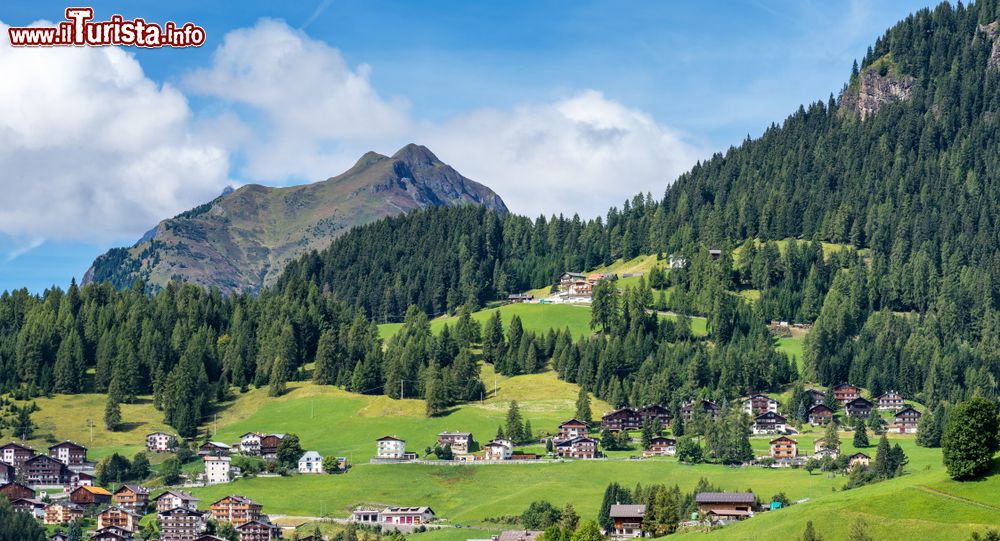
[0,0,935,292]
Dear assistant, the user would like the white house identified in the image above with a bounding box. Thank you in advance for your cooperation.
[145,432,176,453]
[203,456,232,485]
[239,432,262,456]
[376,436,407,459]
[742,394,779,416]
[298,451,324,474]
[483,439,512,460]
[380,506,435,525]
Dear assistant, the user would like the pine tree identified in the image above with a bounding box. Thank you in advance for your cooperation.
[313,329,337,385]
[575,388,592,424]
[800,520,822,541]
[104,395,122,431]
[853,417,869,448]
[506,401,524,443]
[425,364,449,417]
[269,355,289,397]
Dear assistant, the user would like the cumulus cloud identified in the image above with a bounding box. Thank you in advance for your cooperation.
[184,19,410,181]
[424,90,705,218]
[0,20,230,242]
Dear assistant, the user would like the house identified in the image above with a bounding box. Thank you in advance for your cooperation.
[752,412,787,435]
[708,249,722,260]
[97,505,142,532]
[91,527,133,541]
[351,508,382,524]
[804,389,826,406]
[0,442,34,469]
[68,470,95,490]
[25,454,70,485]
[51,533,70,541]
[876,391,905,411]
[768,437,798,459]
[298,451,324,474]
[558,273,591,296]
[508,293,534,303]
[11,497,46,519]
[204,455,233,485]
[607,504,644,538]
[259,434,285,460]
[0,481,34,500]
[601,408,641,432]
[894,407,921,433]
[437,432,473,454]
[48,441,87,466]
[813,439,839,459]
[239,433,263,456]
[199,442,232,456]
[555,419,590,442]
[154,490,199,513]
[845,397,874,418]
[69,485,112,507]
[380,506,436,525]
[236,519,282,540]
[44,501,83,524]
[849,452,871,470]
[695,492,756,522]
[483,439,513,461]
[158,506,206,541]
[832,384,860,405]
[554,436,599,459]
[636,404,672,428]
[376,436,407,459]
[496,531,543,541]
[0,462,13,484]
[146,432,177,453]
[210,495,262,527]
[807,404,834,425]
[643,436,676,457]
[681,399,721,423]
[113,484,150,514]
[743,394,778,416]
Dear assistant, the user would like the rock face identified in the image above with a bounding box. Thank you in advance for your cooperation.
[83,144,509,294]
[840,66,915,120]
[978,21,1000,70]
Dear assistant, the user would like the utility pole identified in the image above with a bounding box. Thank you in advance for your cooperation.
[400,379,404,400]
[494,373,498,400]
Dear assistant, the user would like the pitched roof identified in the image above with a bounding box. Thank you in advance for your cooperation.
[808,404,833,413]
[48,441,86,451]
[299,451,322,461]
[559,419,589,427]
[755,412,787,422]
[649,436,676,444]
[114,484,148,495]
[850,452,871,459]
[769,436,797,444]
[78,485,112,496]
[895,406,921,417]
[154,490,198,502]
[0,442,34,452]
[846,397,874,407]
[695,492,756,504]
[437,432,472,437]
[377,435,405,442]
[211,495,259,506]
[497,531,544,541]
[381,506,434,515]
[609,504,646,518]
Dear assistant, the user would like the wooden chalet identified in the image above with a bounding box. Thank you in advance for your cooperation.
[25,454,70,485]
[97,505,142,532]
[894,407,921,433]
[609,504,646,538]
[804,388,826,405]
[11,497,46,519]
[743,394,778,416]
[555,436,599,459]
[259,434,285,459]
[768,436,797,459]
[636,404,672,428]
[555,419,590,442]
[44,501,83,524]
[48,441,87,466]
[601,408,641,432]
[0,481,34,500]
[876,391,905,411]
[70,485,112,507]
[681,399,721,422]
[695,492,756,521]
[199,441,232,456]
[845,397,874,418]
[209,494,262,527]
[643,436,676,457]
[832,384,860,405]
[91,527,132,541]
[497,531,543,541]
[68,470,95,490]
[508,293,534,303]
[236,519,282,540]
[158,506,206,540]
[113,484,149,513]
[752,412,787,434]
[154,490,199,513]
[0,442,35,468]
[807,404,834,425]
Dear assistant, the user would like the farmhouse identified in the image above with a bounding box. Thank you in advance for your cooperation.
[681,399,721,422]
[601,408,641,432]
[199,441,232,456]
[894,407,921,433]
[210,495,262,527]
[376,436,408,459]
[555,436,599,459]
[10,497,45,519]
[743,394,778,416]
[636,404,672,428]
[97,505,142,532]
[113,484,149,514]
[695,492,756,522]
[158,506,206,541]
[0,442,34,468]
[877,391,905,411]
[768,436,798,459]
[70,485,112,507]
[555,419,590,442]
[91,526,133,541]
[44,502,83,524]
[643,436,677,457]
[832,384,860,405]
[558,272,591,296]
[0,481,34,500]
[204,455,233,485]
[808,404,834,425]
[845,397,874,418]
[259,434,286,460]
[804,388,826,405]
[298,451,324,474]
[48,441,87,466]
[239,433,263,456]
[154,490,199,513]
[437,432,473,454]
[484,439,513,460]
[609,504,646,538]
[236,519,282,540]
[146,432,177,453]
[24,454,70,485]
[849,452,871,470]
[68,470,95,489]
[380,506,436,525]
[752,412,787,435]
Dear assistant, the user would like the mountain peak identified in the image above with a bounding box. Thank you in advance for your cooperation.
[391,143,440,166]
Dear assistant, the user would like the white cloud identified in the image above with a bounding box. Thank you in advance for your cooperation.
[423,90,705,218]
[184,18,410,181]
[0,20,230,242]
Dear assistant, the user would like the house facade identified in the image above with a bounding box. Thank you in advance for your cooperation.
[807,404,834,425]
[155,491,199,513]
[695,492,756,522]
[643,436,676,457]
[832,384,860,405]
[44,502,83,524]
[813,439,839,459]
[877,391,905,411]
[11,498,46,519]
[210,495,262,527]
[437,432,472,454]
[91,527,132,541]
[239,433,262,456]
[804,389,826,405]
[0,481,34,500]
[555,419,590,442]
[636,404,671,428]
[69,485,112,507]
[113,484,149,514]
[97,505,142,532]
[681,399,721,423]
[236,519,282,540]
[25,454,70,486]
[204,456,233,485]
[146,432,177,453]
[158,507,205,541]
[484,439,513,460]
[199,442,232,456]
[768,437,798,459]
[845,397,874,418]
[298,451,324,474]
[0,442,34,469]
[609,504,646,538]
[68,470,95,490]
[259,434,285,460]
[555,437,599,459]
[752,412,787,435]
[376,436,407,459]
[894,407,921,433]
[849,452,871,470]
[48,441,87,466]
[380,506,436,525]
[743,394,778,416]
[601,408,641,432]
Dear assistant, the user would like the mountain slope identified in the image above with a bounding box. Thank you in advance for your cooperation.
[82,144,508,294]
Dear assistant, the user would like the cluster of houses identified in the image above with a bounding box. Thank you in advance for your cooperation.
[550,272,617,303]
[593,491,761,539]
[0,440,92,490]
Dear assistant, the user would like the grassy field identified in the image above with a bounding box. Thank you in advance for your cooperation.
[776,336,806,370]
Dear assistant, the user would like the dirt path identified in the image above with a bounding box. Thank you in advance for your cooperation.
[916,485,1000,511]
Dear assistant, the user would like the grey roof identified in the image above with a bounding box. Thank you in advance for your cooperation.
[300,451,323,461]
[695,492,756,504]
[609,504,646,518]
[498,531,544,541]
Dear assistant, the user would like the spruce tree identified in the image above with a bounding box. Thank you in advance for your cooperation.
[268,355,289,397]
[575,388,592,424]
[853,417,869,448]
[313,329,337,385]
[104,395,121,431]
[506,401,524,443]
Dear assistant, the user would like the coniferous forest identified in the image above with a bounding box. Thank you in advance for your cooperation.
[1,0,1000,439]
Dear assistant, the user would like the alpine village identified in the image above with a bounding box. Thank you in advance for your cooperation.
[3,2,1000,541]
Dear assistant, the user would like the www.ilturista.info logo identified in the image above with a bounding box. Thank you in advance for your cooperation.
[7,8,206,48]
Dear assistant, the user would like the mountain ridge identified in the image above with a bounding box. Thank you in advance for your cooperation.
[82,143,508,294]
